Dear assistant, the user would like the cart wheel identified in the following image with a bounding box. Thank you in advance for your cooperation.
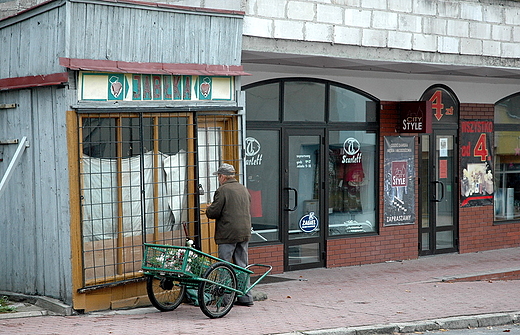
[146,275,185,311]
[198,262,237,318]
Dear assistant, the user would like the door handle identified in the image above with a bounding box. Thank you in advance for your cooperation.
[284,187,298,211]
[432,181,445,202]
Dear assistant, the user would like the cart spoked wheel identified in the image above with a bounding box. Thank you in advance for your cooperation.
[198,262,237,318]
[146,275,186,311]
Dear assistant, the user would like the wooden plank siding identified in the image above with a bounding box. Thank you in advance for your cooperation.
[0,86,76,304]
[1,0,243,81]
[0,1,66,79]
[0,0,245,309]
[66,1,243,66]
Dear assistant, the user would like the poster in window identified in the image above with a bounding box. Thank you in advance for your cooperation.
[384,136,415,226]
[460,120,494,207]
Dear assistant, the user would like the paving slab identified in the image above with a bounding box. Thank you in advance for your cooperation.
[0,247,519,335]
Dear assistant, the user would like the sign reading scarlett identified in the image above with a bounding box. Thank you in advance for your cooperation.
[245,137,263,166]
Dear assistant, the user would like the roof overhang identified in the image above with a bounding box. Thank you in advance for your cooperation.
[242,50,520,80]
[59,58,250,76]
[0,72,69,91]
[241,37,520,81]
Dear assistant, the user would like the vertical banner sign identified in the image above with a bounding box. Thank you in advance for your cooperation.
[460,120,494,207]
[384,136,415,226]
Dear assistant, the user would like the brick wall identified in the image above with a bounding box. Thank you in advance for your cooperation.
[458,103,520,253]
[249,243,284,274]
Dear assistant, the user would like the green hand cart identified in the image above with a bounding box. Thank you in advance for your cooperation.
[142,242,272,318]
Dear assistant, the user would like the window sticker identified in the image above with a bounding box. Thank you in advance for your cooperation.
[296,154,312,169]
[245,137,262,166]
[439,137,448,157]
[299,212,319,233]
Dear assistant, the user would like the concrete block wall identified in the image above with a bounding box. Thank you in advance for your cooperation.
[243,0,520,59]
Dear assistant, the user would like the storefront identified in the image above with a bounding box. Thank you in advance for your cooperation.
[71,70,245,311]
[241,59,520,272]
[243,78,378,271]
[3,0,520,313]
[0,0,248,311]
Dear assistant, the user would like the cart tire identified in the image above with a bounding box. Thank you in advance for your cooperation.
[146,275,185,311]
[198,262,237,318]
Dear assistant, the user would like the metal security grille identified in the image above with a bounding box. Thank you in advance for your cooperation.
[78,111,242,287]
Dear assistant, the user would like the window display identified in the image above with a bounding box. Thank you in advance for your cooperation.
[494,94,520,222]
[328,131,376,235]
[243,78,379,244]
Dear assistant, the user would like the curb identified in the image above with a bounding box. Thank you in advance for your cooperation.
[0,310,50,320]
[274,311,520,335]
[0,291,74,318]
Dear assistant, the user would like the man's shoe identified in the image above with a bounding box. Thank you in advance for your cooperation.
[235,301,254,307]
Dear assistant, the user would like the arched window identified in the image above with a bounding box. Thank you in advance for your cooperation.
[243,78,379,242]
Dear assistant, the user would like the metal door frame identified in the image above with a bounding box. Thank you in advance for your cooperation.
[419,128,459,255]
[282,127,326,271]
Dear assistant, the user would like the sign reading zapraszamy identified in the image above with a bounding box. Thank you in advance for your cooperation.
[384,136,415,226]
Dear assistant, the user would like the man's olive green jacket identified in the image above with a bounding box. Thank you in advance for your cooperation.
[206,179,251,244]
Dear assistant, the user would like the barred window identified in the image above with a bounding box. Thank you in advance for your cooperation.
[78,111,242,287]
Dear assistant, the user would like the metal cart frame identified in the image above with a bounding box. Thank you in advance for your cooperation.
[142,242,272,318]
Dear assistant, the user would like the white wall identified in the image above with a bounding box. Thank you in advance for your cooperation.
[243,0,520,61]
[242,63,520,104]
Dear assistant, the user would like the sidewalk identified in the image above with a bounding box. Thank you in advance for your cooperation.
[1,246,520,335]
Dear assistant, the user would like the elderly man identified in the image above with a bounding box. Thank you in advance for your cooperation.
[205,163,253,306]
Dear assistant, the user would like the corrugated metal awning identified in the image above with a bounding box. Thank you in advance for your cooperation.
[59,58,250,76]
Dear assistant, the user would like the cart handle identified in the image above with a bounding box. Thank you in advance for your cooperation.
[244,263,272,294]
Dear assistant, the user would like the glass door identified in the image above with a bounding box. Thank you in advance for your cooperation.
[283,129,325,270]
[420,130,458,255]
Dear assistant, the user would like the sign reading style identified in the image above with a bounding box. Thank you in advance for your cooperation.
[384,136,416,226]
[398,101,432,133]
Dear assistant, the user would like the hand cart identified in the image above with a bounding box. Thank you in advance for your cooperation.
[142,242,272,318]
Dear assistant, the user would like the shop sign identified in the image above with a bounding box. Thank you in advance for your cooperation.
[384,136,415,226]
[342,137,362,163]
[460,120,494,207]
[398,101,432,133]
[79,71,234,101]
[245,137,263,166]
[299,212,319,232]
[420,87,459,124]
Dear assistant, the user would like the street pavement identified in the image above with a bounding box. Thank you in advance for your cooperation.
[1,246,519,335]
